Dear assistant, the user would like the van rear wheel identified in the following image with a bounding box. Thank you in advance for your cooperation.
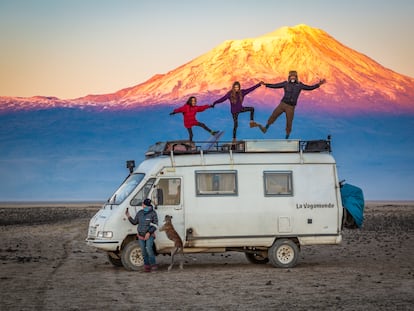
[121,240,144,271]
[268,239,299,268]
[245,252,269,264]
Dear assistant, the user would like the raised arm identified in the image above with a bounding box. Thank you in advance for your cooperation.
[127,212,139,225]
[264,81,286,89]
[196,104,213,113]
[301,79,326,91]
[172,104,188,114]
[212,91,231,106]
[241,82,262,96]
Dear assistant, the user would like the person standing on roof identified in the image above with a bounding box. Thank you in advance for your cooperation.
[125,198,158,272]
[170,96,218,142]
[212,81,263,142]
[259,71,326,139]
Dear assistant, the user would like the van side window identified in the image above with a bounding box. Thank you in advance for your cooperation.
[264,171,293,196]
[156,178,181,205]
[195,170,238,196]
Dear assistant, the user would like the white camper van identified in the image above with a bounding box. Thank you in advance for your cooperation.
[86,138,360,270]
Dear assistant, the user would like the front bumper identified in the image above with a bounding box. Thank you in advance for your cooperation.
[85,238,121,251]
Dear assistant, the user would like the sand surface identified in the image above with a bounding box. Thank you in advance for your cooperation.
[0,202,413,310]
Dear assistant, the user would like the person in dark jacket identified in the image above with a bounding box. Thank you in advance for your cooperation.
[212,81,263,141]
[170,96,218,141]
[259,71,326,139]
[125,198,158,272]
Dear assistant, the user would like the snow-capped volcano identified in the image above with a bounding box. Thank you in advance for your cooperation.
[1,24,413,114]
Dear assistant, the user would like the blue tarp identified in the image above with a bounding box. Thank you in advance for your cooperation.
[340,183,365,228]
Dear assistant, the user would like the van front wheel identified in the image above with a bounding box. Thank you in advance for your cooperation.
[121,240,144,271]
[268,239,299,268]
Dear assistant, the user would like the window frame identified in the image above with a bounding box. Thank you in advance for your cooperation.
[195,170,238,196]
[263,171,294,197]
[129,177,155,206]
[154,177,182,206]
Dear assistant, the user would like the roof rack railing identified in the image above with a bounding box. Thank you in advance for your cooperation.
[145,136,331,158]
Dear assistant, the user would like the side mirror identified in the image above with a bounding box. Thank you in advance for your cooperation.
[130,198,142,206]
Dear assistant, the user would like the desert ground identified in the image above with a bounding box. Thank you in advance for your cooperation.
[0,202,413,311]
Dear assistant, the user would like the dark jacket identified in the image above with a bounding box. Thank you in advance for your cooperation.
[265,81,321,106]
[213,83,261,114]
[128,207,158,236]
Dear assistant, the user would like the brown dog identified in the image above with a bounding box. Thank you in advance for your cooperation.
[159,215,184,271]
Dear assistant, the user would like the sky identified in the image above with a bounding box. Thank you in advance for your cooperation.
[0,0,413,99]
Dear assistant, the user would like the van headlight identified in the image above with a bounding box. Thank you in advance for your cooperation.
[97,231,113,238]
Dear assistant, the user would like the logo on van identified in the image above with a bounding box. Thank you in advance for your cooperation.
[296,203,335,210]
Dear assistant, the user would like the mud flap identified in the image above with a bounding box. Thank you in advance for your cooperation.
[340,183,365,228]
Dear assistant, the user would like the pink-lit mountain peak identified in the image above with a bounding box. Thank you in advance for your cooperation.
[1,24,413,113]
[101,24,413,112]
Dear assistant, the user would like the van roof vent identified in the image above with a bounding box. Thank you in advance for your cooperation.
[245,140,299,152]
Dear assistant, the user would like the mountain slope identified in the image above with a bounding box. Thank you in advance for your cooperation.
[1,24,413,114]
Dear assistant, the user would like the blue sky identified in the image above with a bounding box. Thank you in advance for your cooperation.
[0,0,413,99]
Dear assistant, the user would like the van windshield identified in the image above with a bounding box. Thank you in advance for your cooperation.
[108,173,145,205]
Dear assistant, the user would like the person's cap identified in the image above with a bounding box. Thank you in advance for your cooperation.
[288,70,298,77]
[143,198,152,206]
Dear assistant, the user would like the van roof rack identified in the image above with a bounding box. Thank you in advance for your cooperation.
[145,136,331,158]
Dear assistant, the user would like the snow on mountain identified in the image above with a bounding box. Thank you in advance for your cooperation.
[1,24,413,114]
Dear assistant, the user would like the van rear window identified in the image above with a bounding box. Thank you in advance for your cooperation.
[264,171,293,196]
[195,170,237,196]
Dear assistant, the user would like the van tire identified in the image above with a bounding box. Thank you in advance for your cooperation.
[268,239,299,268]
[107,252,123,267]
[245,252,269,264]
[121,240,144,271]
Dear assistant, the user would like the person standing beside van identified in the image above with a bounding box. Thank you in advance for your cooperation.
[125,198,158,272]
[259,71,326,139]
[170,96,218,141]
[212,81,263,142]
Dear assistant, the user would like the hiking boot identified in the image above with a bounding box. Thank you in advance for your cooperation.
[285,134,290,139]
[249,121,258,128]
[143,265,151,273]
[259,124,267,133]
[210,130,219,136]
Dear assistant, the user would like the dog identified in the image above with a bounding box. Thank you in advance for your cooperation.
[159,215,184,271]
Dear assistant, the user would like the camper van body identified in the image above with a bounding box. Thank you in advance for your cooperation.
[86,139,344,269]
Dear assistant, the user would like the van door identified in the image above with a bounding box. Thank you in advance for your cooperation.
[150,177,184,251]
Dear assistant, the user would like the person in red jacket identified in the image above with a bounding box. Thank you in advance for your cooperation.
[170,96,218,141]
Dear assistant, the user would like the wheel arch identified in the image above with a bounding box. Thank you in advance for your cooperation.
[273,236,301,249]
[121,234,137,250]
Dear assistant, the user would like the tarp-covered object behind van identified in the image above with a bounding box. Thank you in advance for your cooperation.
[340,183,365,228]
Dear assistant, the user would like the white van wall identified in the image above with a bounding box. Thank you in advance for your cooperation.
[169,162,341,248]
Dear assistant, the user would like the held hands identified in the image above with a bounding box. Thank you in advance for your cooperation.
[210,104,215,108]
[259,81,265,86]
